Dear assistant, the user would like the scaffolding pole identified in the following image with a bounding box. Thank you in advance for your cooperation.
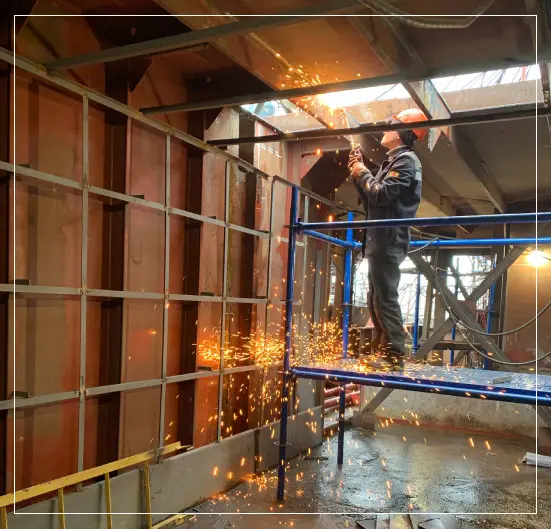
[276,186,299,501]
[337,212,354,466]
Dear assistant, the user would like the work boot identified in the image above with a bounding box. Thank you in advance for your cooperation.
[382,351,406,371]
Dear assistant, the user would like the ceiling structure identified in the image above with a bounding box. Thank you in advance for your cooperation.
[9,0,551,229]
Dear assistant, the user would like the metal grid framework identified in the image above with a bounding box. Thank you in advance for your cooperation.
[0,48,343,483]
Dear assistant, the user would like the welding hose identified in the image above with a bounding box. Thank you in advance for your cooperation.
[430,261,551,365]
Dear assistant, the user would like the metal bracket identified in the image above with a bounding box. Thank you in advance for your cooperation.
[274,441,292,447]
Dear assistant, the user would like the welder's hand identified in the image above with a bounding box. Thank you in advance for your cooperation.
[348,147,367,179]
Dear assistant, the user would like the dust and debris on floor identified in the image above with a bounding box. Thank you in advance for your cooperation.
[183,422,551,529]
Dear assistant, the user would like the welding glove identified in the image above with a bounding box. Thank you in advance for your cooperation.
[348,147,368,179]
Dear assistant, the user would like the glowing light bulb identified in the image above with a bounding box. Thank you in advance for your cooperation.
[527,250,548,267]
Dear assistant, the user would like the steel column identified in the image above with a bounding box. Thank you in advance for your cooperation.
[449,257,460,366]
[337,212,353,466]
[217,162,231,442]
[77,95,89,473]
[484,253,498,370]
[276,186,299,501]
[412,273,421,353]
[159,135,171,448]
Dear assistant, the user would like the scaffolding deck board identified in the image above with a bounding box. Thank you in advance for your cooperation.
[291,360,551,406]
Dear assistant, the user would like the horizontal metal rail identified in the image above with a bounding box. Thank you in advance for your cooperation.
[408,237,551,248]
[45,0,364,70]
[298,212,551,231]
[298,231,551,250]
[291,367,551,407]
[208,106,551,146]
[0,442,186,509]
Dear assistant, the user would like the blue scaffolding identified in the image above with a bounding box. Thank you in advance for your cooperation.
[276,187,551,500]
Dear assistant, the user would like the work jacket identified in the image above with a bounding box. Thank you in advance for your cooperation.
[353,145,422,263]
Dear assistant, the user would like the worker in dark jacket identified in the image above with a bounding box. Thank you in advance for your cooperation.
[348,108,429,366]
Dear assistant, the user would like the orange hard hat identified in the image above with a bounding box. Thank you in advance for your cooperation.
[394,108,429,142]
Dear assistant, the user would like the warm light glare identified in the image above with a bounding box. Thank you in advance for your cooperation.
[317,91,352,110]
[527,250,548,267]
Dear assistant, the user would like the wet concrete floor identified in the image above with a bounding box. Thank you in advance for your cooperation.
[186,423,550,528]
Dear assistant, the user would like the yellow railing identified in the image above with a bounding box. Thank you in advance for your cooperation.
[0,442,193,529]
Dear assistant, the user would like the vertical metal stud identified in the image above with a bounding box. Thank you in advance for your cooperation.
[413,272,422,354]
[77,95,89,473]
[217,161,231,442]
[0,506,7,529]
[159,135,171,448]
[276,186,299,501]
[296,195,309,344]
[57,488,66,529]
[142,462,153,529]
[260,177,276,427]
[104,473,113,529]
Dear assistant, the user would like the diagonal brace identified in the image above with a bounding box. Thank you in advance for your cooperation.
[414,244,525,359]
[409,253,509,362]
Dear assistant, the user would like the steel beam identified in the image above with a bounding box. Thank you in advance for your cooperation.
[0,391,80,411]
[208,106,551,146]
[140,57,551,116]
[45,0,365,70]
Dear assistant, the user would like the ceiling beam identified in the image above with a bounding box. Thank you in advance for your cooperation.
[140,54,551,116]
[44,0,365,71]
[353,15,507,214]
[207,103,551,146]
[525,0,550,104]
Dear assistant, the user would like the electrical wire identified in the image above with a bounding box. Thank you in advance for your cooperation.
[408,237,440,255]
[451,297,551,337]
[430,258,551,365]
[431,248,551,337]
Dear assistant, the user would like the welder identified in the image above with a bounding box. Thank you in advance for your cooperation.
[348,108,429,367]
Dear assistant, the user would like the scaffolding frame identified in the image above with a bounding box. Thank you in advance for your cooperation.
[276,188,551,500]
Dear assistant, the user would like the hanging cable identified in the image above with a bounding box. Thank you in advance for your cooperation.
[430,260,551,365]
[429,249,551,337]
[408,237,440,255]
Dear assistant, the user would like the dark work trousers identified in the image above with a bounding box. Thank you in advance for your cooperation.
[366,257,406,356]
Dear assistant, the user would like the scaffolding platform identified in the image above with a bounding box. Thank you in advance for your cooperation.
[291,360,551,406]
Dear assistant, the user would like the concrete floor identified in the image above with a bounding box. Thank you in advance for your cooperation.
[184,422,551,529]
